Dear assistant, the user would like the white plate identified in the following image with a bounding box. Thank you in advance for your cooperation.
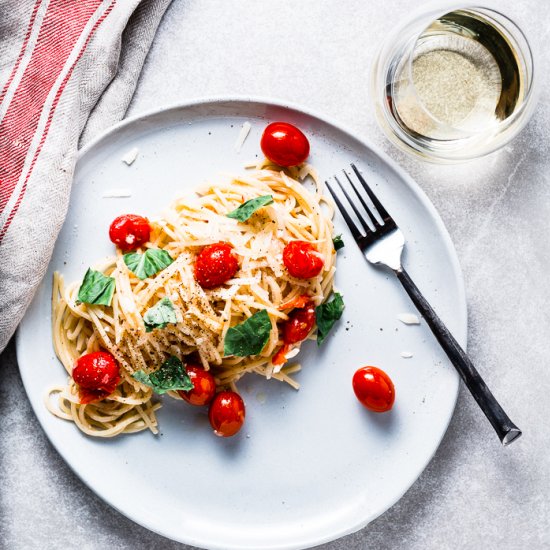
[17,98,466,550]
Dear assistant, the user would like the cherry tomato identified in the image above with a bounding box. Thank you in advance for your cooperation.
[208,391,245,437]
[282,301,316,344]
[283,241,324,279]
[260,122,310,167]
[195,242,239,289]
[109,214,151,252]
[72,351,120,404]
[178,365,216,406]
[352,366,395,413]
[272,300,316,366]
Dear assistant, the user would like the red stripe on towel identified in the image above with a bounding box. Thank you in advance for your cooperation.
[0,0,116,243]
[0,0,108,221]
[0,0,43,106]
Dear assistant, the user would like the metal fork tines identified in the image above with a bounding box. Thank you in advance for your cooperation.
[326,164,521,446]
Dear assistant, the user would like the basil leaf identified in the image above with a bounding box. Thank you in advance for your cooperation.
[333,235,345,251]
[124,248,173,280]
[76,268,115,306]
[224,309,271,356]
[133,356,193,394]
[226,195,274,222]
[143,297,177,332]
[315,292,345,345]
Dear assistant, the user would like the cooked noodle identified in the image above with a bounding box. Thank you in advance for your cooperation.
[48,164,336,437]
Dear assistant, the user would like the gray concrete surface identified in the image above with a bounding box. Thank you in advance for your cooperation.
[1,0,549,548]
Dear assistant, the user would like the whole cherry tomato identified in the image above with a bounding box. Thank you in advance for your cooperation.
[109,214,151,252]
[208,391,245,437]
[72,351,120,404]
[260,122,310,167]
[178,365,216,406]
[352,366,395,413]
[282,301,316,344]
[283,241,324,279]
[195,242,239,289]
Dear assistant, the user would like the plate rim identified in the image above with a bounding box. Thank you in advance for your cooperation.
[16,95,467,550]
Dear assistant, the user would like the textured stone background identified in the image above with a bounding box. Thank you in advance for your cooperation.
[2,0,549,548]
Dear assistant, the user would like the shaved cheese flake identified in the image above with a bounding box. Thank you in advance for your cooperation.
[398,313,420,325]
[401,351,413,359]
[121,147,139,165]
[234,121,252,152]
[118,294,137,313]
[102,188,132,198]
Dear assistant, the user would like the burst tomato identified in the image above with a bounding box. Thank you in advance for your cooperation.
[260,122,310,167]
[194,242,239,289]
[108,214,151,252]
[72,351,120,404]
[178,365,216,406]
[279,294,311,310]
[273,300,316,366]
[352,366,395,413]
[208,391,245,437]
[283,241,324,279]
[282,301,316,344]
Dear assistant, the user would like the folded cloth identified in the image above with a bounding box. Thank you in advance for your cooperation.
[0,0,172,353]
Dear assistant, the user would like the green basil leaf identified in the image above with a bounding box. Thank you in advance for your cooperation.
[333,234,345,251]
[226,195,274,222]
[132,356,193,394]
[123,248,174,280]
[76,268,115,306]
[143,297,177,332]
[315,292,345,345]
[224,309,271,356]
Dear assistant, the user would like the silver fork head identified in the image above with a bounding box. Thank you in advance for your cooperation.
[326,164,405,271]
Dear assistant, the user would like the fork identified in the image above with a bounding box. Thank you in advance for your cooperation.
[326,164,521,446]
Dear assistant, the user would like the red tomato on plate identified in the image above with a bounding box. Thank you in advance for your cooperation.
[283,241,324,279]
[178,365,216,406]
[72,351,120,404]
[282,300,316,344]
[194,242,239,289]
[208,391,245,437]
[260,122,310,167]
[109,214,151,252]
[352,366,395,413]
[273,300,316,366]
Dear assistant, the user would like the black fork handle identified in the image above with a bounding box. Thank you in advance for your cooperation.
[395,267,522,446]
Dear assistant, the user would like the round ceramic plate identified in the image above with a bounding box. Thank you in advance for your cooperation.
[17,98,466,550]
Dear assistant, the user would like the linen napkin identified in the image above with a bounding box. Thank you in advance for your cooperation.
[0,0,172,353]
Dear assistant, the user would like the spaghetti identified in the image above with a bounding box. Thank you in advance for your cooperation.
[47,164,336,437]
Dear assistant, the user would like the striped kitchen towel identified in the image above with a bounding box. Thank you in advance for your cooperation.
[0,0,172,353]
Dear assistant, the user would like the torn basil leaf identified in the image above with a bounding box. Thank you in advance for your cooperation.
[143,297,177,332]
[315,292,345,345]
[133,356,193,394]
[76,268,115,306]
[123,248,173,280]
[333,234,345,251]
[224,309,271,356]
[226,195,274,222]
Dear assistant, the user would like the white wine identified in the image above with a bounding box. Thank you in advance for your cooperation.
[390,10,525,141]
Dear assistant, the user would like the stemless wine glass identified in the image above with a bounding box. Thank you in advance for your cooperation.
[371,2,539,163]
